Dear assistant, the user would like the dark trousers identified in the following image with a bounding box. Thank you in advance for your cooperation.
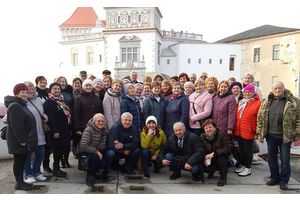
[165,152,202,176]
[204,155,228,180]
[189,128,202,136]
[105,148,140,172]
[266,135,291,184]
[141,149,162,175]
[13,153,28,183]
[88,153,106,175]
[238,137,254,168]
[43,139,52,169]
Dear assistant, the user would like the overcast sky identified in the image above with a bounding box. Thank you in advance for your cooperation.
[0,0,299,101]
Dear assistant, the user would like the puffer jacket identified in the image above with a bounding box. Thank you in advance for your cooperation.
[140,127,167,156]
[234,94,261,140]
[211,93,237,133]
[256,89,300,143]
[143,93,166,129]
[189,90,212,129]
[79,119,108,154]
[102,88,122,129]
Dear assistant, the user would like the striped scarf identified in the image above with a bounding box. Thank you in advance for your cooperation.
[48,93,71,124]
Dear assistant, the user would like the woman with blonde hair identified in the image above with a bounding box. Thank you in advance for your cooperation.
[205,77,219,97]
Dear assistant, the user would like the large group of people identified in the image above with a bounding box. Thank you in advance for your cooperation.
[3,69,300,192]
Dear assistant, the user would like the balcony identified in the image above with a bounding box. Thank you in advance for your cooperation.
[162,30,203,41]
[114,61,146,79]
[61,33,105,42]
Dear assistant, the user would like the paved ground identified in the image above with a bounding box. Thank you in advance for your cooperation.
[0,156,300,194]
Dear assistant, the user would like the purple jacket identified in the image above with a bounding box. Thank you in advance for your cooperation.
[211,93,237,133]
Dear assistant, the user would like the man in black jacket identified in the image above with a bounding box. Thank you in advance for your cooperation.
[106,112,140,175]
[161,122,205,182]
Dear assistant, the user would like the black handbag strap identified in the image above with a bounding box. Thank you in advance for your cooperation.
[28,100,43,118]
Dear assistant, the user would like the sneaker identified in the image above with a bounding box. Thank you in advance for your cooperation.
[252,154,263,162]
[235,166,245,173]
[143,174,150,179]
[24,176,36,184]
[169,173,181,180]
[238,168,251,177]
[35,174,47,181]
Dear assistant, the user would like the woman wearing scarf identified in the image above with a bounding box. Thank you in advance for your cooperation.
[234,84,261,177]
[200,119,231,186]
[164,82,189,137]
[188,79,212,135]
[43,83,72,178]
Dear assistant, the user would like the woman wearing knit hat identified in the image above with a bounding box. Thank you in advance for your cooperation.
[140,116,167,179]
[230,81,243,103]
[4,83,36,190]
[234,83,261,177]
[72,79,103,156]
[92,78,106,101]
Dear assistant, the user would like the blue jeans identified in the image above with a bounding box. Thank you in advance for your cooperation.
[24,145,45,178]
[106,148,140,172]
[141,149,162,175]
[266,135,291,184]
[164,152,201,176]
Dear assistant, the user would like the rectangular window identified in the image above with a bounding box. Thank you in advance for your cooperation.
[253,48,260,63]
[87,52,94,65]
[128,16,131,23]
[229,57,235,71]
[219,59,222,64]
[117,16,120,23]
[72,53,78,66]
[273,44,280,60]
[157,42,161,65]
[167,59,170,65]
[198,58,201,64]
[99,54,102,63]
[138,15,141,22]
[209,59,212,64]
[121,47,139,63]
[187,58,191,64]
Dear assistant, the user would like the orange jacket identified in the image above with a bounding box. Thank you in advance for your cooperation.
[234,94,261,140]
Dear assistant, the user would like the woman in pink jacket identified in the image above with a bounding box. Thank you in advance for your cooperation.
[189,79,212,135]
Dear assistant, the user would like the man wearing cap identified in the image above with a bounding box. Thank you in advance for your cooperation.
[79,71,88,82]
[257,81,300,190]
[160,122,205,182]
[4,83,37,190]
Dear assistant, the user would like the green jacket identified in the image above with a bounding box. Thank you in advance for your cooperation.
[140,127,167,156]
[256,89,300,143]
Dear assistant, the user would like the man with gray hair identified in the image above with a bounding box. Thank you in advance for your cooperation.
[189,73,197,84]
[160,122,205,182]
[256,81,300,190]
[106,112,140,175]
[130,71,141,84]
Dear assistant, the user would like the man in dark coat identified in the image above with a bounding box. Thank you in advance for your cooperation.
[161,122,205,182]
[106,112,140,175]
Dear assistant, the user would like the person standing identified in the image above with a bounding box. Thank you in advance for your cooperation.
[256,81,300,190]
[4,83,36,190]
[43,83,71,178]
[23,81,47,184]
[234,84,261,177]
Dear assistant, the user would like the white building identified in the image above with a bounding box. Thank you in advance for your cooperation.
[59,7,241,81]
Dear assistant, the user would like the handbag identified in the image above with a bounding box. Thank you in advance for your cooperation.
[0,126,7,140]
[192,103,209,129]
[77,152,89,171]
[28,100,50,133]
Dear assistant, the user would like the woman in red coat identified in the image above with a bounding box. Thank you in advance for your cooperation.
[234,84,261,177]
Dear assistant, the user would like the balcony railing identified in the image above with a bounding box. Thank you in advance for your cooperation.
[61,33,105,42]
[162,30,203,41]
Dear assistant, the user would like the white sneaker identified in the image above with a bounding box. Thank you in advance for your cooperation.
[253,154,263,162]
[24,176,36,184]
[238,168,251,177]
[235,166,245,173]
[35,174,47,181]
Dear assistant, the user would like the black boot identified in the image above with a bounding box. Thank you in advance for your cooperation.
[15,176,33,191]
[53,159,67,178]
[60,155,67,168]
[86,172,95,186]
[65,153,71,168]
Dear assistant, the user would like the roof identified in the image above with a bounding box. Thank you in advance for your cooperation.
[161,47,177,57]
[216,25,300,43]
[59,7,98,28]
